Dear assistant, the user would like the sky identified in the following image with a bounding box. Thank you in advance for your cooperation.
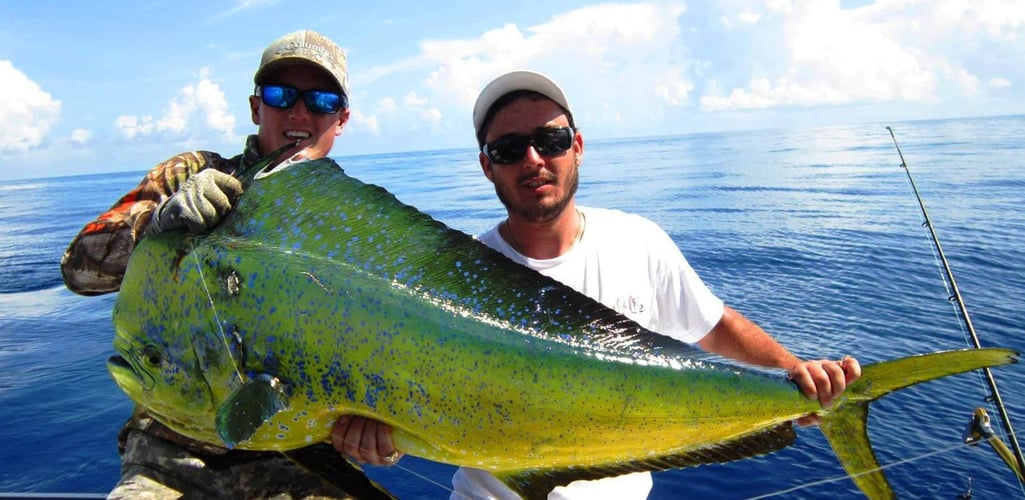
[2,0,1024,181]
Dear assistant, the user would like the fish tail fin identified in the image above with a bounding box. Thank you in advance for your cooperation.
[820,347,1017,499]
[820,402,889,498]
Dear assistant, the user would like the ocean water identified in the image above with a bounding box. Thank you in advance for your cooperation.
[1,116,1023,498]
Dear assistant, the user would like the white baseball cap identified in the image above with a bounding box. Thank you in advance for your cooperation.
[472,70,572,142]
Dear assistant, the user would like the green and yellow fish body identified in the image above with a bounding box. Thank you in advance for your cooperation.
[107,158,1017,498]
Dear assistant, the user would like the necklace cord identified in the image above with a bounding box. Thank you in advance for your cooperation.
[504,208,585,256]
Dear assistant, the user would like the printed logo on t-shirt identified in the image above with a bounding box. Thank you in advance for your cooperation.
[615,296,646,315]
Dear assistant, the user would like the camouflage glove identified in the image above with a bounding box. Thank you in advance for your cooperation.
[148,169,244,234]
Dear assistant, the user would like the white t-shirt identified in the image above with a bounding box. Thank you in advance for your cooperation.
[450,206,725,500]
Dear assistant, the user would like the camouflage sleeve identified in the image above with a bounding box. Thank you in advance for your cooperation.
[60,151,234,296]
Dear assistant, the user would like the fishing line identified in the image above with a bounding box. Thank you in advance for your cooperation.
[189,240,246,383]
[886,126,1025,485]
[186,222,449,494]
[186,141,299,385]
[745,440,977,499]
[917,204,1022,464]
[385,437,986,499]
[387,463,455,495]
[333,434,456,495]
[182,141,452,494]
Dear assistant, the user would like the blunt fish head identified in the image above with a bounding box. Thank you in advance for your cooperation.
[107,303,233,444]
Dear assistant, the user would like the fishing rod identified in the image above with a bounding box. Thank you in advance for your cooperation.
[886,126,1025,482]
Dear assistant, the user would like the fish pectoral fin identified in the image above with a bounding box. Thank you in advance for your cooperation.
[497,423,797,499]
[215,373,292,448]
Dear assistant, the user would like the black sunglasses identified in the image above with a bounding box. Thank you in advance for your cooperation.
[483,127,575,165]
[256,84,348,114]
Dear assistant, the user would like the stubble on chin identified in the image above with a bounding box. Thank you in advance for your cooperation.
[494,169,579,224]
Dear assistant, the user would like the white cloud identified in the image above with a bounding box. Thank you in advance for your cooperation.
[403,91,429,108]
[346,108,380,136]
[379,98,398,114]
[399,92,443,132]
[7,0,1025,181]
[362,2,689,134]
[766,0,794,13]
[989,77,1011,88]
[344,97,401,137]
[419,107,443,131]
[700,0,1025,112]
[926,0,1025,39]
[701,1,934,110]
[701,76,853,110]
[114,114,147,139]
[115,67,237,142]
[0,60,61,153]
[194,77,236,137]
[655,67,695,106]
[945,64,980,96]
[739,9,762,24]
[214,0,281,19]
[722,8,762,29]
[70,129,92,145]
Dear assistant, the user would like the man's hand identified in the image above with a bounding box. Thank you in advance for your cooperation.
[331,416,403,466]
[149,169,243,234]
[790,356,862,426]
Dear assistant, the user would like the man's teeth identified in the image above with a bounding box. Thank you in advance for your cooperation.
[285,131,311,139]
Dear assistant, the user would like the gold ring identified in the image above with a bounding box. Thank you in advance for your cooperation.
[382,450,400,463]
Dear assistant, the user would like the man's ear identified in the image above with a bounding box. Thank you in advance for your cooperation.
[335,109,351,136]
[479,152,494,183]
[573,129,584,165]
[249,95,261,125]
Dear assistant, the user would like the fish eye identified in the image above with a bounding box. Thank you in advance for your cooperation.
[141,345,162,367]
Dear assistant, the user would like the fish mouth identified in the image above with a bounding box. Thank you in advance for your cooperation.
[108,355,143,395]
[107,355,132,371]
[107,353,153,392]
[107,355,218,444]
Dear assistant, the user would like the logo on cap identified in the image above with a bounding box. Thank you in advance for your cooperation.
[256,30,349,96]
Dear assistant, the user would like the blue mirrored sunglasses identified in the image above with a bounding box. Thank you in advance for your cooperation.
[483,127,575,165]
[256,84,347,114]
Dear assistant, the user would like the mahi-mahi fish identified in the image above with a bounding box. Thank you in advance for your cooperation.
[106,155,1017,499]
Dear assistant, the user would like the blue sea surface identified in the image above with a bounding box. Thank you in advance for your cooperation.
[2,116,1024,498]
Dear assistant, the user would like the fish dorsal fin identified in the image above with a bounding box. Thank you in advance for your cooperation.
[497,422,796,499]
[215,373,292,448]
[228,158,720,368]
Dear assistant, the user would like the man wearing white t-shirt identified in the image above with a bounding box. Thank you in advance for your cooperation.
[334,70,862,498]
[452,70,862,499]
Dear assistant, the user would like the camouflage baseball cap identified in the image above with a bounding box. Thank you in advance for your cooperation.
[254,30,349,96]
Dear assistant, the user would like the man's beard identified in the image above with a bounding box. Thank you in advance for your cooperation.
[494,167,579,224]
